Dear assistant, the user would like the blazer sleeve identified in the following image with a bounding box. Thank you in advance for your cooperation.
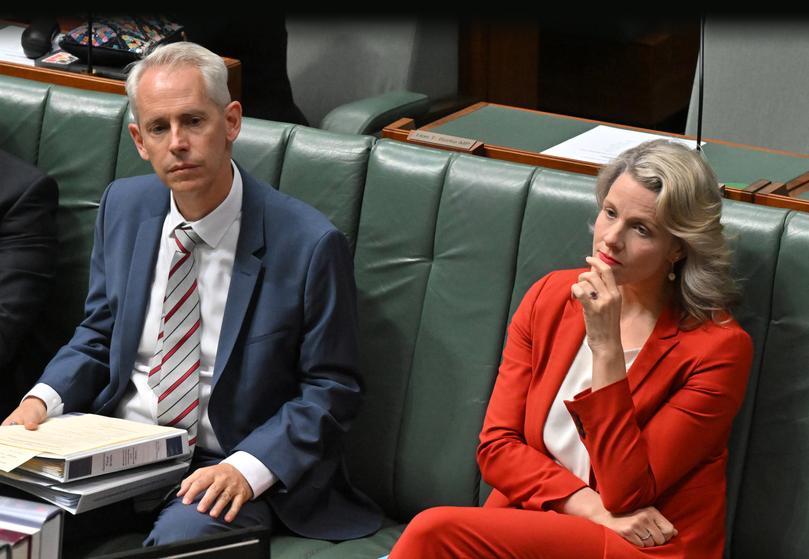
[37,185,116,411]
[477,274,589,511]
[565,325,753,513]
[231,228,362,490]
[0,171,58,370]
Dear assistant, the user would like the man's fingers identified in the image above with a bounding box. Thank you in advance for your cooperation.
[23,418,40,430]
[182,478,209,505]
[223,493,245,523]
[196,482,224,513]
[208,488,236,519]
[177,473,196,497]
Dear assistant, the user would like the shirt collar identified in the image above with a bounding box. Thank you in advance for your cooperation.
[167,160,242,248]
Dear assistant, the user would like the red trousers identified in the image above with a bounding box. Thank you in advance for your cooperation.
[388,506,669,559]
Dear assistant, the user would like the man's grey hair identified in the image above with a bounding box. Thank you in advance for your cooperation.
[125,41,231,122]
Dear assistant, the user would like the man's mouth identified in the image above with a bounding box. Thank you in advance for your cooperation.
[169,164,199,173]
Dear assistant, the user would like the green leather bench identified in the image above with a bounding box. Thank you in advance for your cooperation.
[1,74,807,559]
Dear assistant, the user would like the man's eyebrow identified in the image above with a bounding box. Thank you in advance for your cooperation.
[143,116,166,128]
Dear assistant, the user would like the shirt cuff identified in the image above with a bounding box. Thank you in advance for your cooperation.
[222,451,277,499]
[23,384,64,417]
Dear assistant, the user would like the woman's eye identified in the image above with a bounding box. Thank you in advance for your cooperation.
[635,225,649,236]
[604,208,616,218]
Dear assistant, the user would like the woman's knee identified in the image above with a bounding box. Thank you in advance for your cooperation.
[392,507,475,556]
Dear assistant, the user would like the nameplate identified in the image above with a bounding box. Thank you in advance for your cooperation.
[407,130,483,153]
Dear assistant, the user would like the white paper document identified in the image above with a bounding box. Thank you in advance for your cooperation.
[0,445,38,473]
[541,125,702,165]
[0,413,183,457]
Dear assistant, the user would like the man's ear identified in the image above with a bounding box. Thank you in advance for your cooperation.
[128,122,150,161]
[224,101,242,143]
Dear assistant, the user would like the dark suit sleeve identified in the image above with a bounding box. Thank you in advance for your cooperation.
[565,325,753,513]
[36,185,115,412]
[231,228,362,490]
[0,171,58,370]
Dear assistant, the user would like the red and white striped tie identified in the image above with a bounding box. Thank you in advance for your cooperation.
[148,222,203,448]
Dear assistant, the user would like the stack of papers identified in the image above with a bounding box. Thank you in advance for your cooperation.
[0,414,191,514]
[541,125,702,165]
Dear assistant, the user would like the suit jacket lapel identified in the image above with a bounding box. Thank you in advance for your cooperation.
[531,296,586,450]
[626,303,680,392]
[115,212,165,394]
[212,169,265,387]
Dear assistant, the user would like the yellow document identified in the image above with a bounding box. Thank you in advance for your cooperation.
[0,414,181,457]
[0,442,38,472]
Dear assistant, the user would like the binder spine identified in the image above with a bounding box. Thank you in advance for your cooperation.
[66,434,188,482]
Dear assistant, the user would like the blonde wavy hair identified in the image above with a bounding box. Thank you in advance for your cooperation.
[595,139,739,327]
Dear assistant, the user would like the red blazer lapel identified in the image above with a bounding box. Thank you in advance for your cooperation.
[528,295,586,450]
[626,303,680,393]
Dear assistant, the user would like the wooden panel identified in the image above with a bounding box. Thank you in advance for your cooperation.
[0,58,242,101]
[458,20,540,109]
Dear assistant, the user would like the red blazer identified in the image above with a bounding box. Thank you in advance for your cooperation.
[477,269,753,559]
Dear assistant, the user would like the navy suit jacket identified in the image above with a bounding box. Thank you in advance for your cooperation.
[37,166,381,539]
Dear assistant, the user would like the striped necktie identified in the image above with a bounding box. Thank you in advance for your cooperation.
[148,222,203,448]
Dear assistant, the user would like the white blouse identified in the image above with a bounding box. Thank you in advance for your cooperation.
[543,341,641,483]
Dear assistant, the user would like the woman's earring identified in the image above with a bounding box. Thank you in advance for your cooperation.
[668,261,676,282]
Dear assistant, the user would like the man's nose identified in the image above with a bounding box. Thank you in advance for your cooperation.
[169,126,189,153]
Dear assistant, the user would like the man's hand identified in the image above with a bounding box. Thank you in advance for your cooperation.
[177,463,254,523]
[1,397,47,430]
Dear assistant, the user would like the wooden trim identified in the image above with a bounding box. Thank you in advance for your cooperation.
[0,60,124,94]
[788,182,809,198]
[0,57,243,101]
[382,118,416,141]
[723,186,755,203]
[754,192,809,212]
[785,171,809,192]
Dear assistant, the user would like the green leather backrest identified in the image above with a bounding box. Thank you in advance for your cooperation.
[0,76,50,164]
[114,111,152,179]
[16,84,129,366]
[731,211,809,559]
[349,140,534,520]
[719,201,788,557]
[278,127,374,253]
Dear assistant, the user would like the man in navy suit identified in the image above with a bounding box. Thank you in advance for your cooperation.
[3,42,379,544]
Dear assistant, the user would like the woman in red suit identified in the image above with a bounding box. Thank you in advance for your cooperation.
[389,140,753,558]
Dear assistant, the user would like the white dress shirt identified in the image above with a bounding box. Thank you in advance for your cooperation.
[28,162,276,499]
[543,341,641,483]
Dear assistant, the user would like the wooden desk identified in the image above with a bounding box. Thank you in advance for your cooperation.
[383,102,809,213]
[0,57,242,101]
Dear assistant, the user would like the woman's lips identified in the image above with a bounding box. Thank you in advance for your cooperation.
[597,251,621,266]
